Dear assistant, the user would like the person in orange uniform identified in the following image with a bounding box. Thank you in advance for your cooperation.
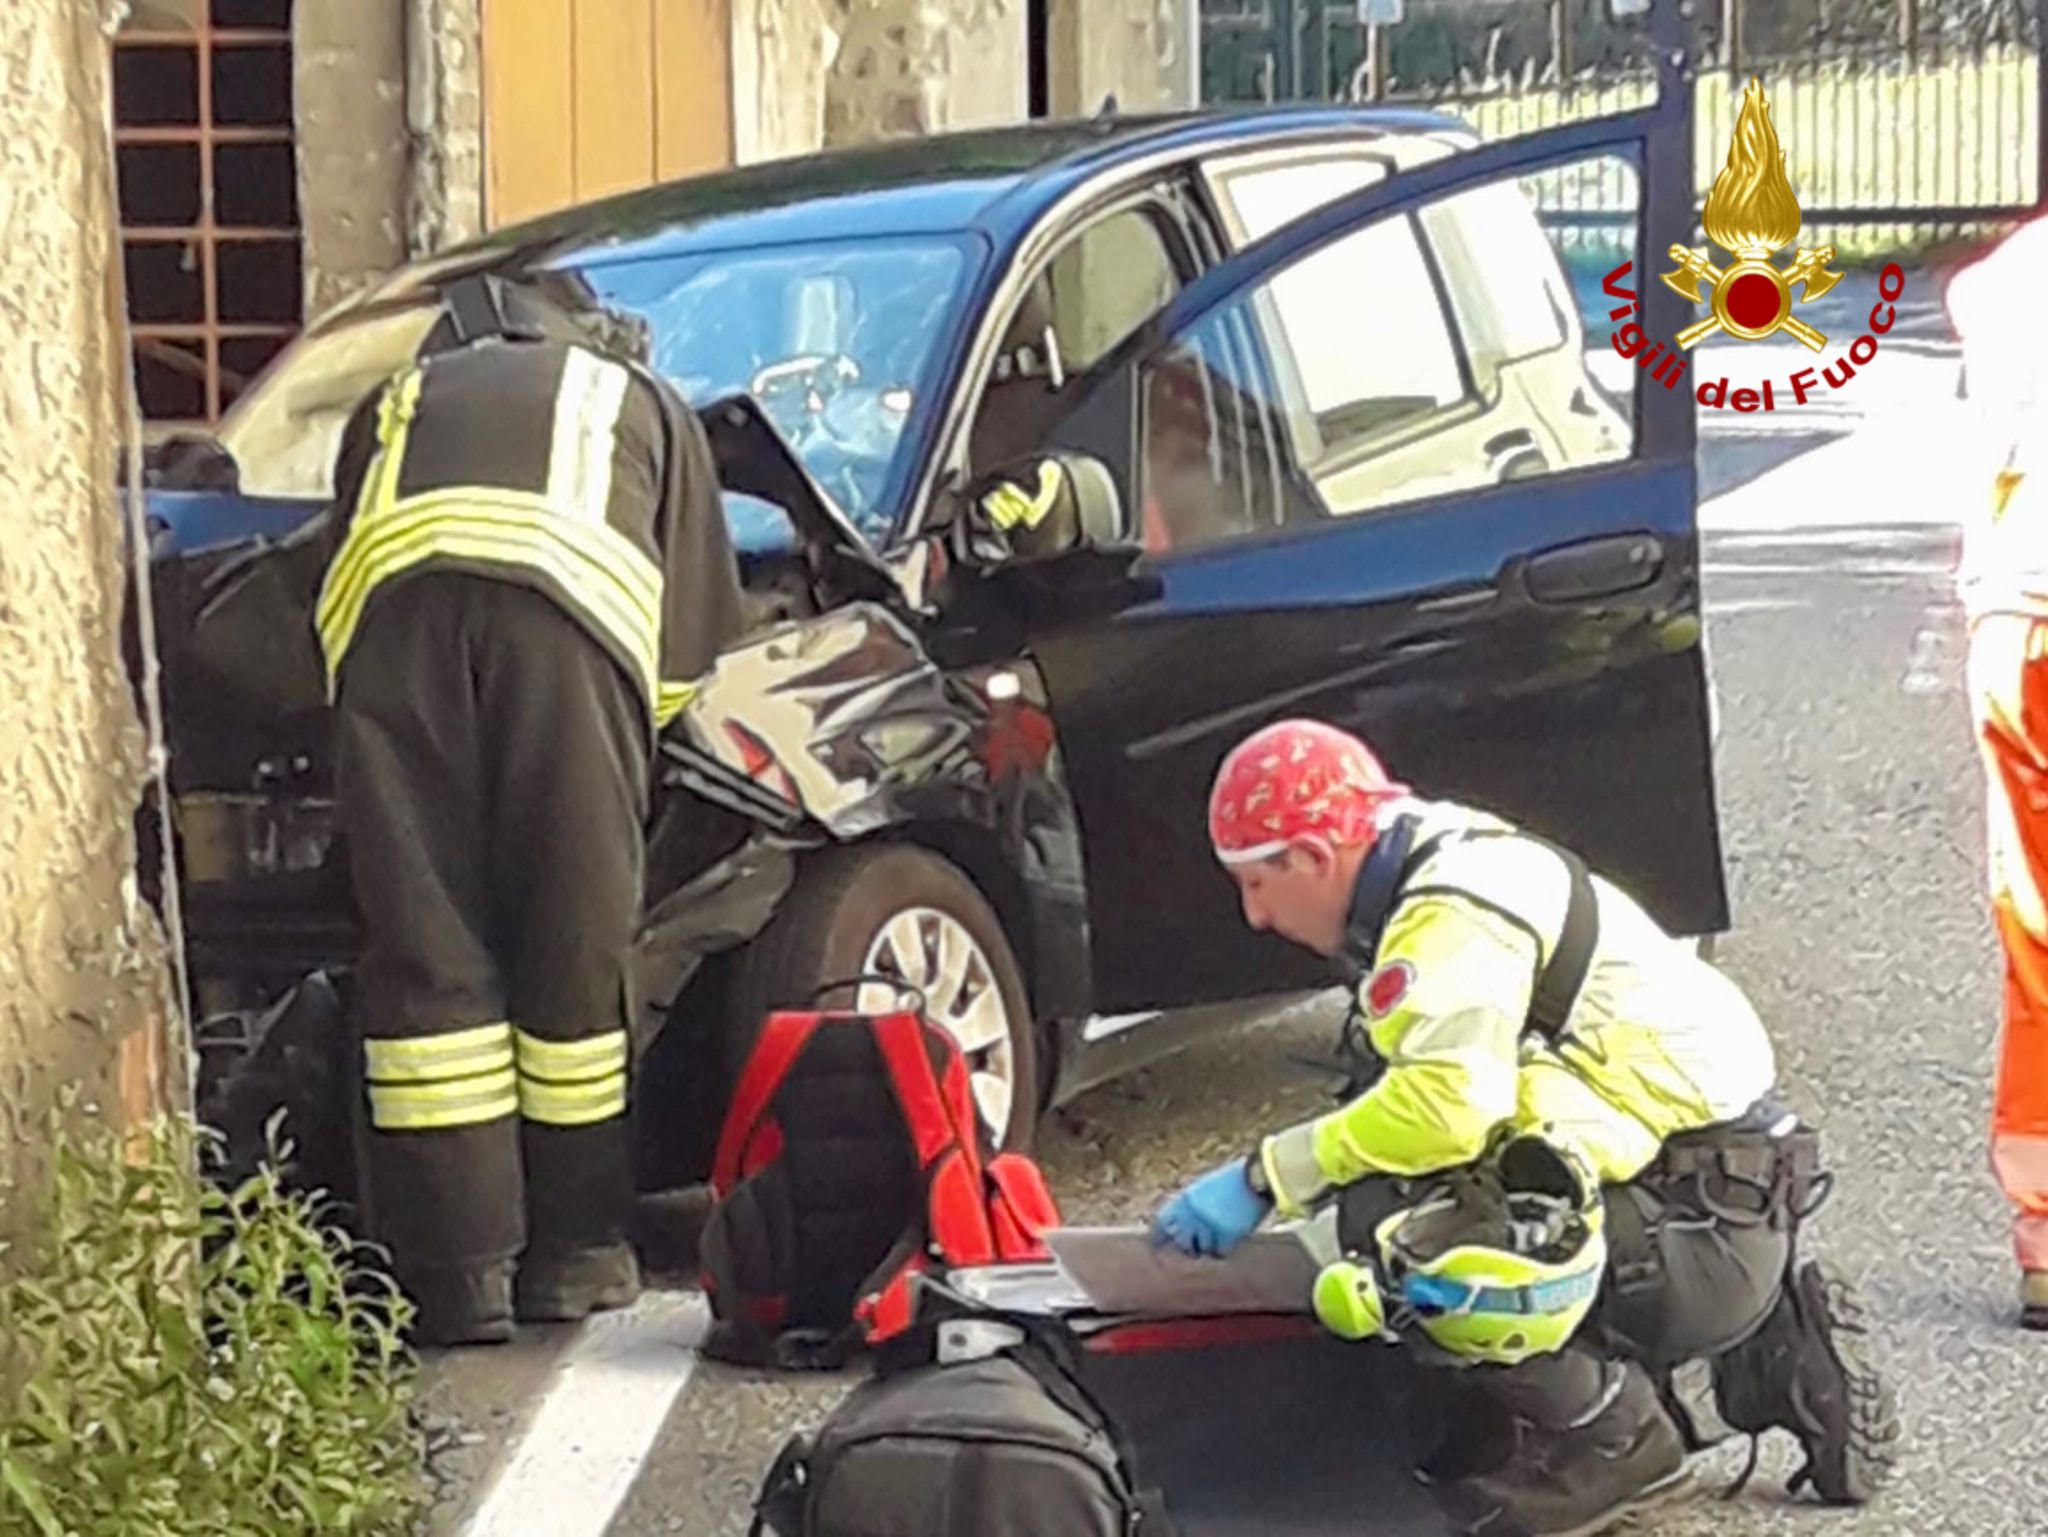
[1947,213,2048,1329]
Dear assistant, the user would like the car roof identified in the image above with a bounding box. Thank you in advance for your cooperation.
[357,104,1474,303]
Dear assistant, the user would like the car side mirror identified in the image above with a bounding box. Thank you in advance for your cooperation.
[952,450,1130,568]
[937,451,1159,634]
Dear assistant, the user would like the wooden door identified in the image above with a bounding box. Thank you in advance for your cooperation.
[482,0,734,230]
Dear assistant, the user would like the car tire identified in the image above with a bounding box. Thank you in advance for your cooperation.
[723,843,1040,1153]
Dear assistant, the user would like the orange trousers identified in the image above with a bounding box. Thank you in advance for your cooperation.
[1970,610,2048,1272]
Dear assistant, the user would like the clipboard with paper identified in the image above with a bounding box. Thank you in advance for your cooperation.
[1030,1222,1327,1317]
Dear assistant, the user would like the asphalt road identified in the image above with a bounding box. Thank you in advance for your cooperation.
[442,382,2045,1537]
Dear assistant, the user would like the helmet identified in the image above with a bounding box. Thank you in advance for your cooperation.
[1311,1134,1607,1367]
[1207,718,1409,866]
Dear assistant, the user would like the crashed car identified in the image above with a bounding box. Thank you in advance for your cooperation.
[147,101,1723,1187]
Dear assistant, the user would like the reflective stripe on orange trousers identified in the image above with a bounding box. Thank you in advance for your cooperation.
[1972,611,2048,1272]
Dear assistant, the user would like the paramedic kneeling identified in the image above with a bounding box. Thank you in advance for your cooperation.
[1149,718,1899,1537]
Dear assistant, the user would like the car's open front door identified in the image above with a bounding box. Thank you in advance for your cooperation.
[1014,70,1716,1015]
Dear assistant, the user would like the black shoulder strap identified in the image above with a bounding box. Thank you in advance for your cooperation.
[1406,826,1598,1043]
[1525,837,1598,1043]
[1003,1333,1181,1532]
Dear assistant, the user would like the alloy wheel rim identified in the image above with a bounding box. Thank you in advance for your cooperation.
[858,906,1015,1142]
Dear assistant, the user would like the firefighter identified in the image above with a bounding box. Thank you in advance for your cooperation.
[317,272,749,1346]
[1150,719,1898,1537]
[1946,214,2048,1329]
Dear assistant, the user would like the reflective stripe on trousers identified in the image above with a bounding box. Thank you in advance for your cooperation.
[362,1022,628,1132]
[364,1021,518,1131]
[515,1027,629,1127]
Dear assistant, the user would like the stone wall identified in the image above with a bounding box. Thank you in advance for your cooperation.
[731,0,1030,164]
[289,0,486,323]
[1047,0,1198,118]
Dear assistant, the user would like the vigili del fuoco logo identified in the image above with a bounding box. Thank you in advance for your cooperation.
[1599,76,1906,414]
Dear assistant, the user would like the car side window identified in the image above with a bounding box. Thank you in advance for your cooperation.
[965,205,1187,480]
[1044,207,1185,373]
[1138,148,1639,527]
[1256,212,1471,472]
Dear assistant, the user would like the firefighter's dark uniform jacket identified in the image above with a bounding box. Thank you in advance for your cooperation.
[319,331,747,733]
[321,326,747,1284]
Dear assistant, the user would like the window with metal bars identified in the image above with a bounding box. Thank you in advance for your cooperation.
[113,0,300,429]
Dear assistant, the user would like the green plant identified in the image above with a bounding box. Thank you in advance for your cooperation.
[0,1110,432,1536]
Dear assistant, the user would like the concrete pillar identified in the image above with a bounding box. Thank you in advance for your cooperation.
[293,0,408,319]
[730,0,1028,164]
[407,0,485,258]
[1047,0,1200,118]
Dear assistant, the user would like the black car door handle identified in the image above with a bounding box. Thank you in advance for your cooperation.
[1525,535,1664,604]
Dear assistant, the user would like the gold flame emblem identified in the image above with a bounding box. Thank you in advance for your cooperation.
[1661,78,1843,351]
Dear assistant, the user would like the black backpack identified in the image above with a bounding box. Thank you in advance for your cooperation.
[748,1304,1177,1537]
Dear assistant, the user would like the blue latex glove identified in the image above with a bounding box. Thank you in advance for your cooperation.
[1151,1157,1273,1258]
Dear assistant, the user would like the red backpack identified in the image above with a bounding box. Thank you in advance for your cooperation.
[698,978,1061,1370]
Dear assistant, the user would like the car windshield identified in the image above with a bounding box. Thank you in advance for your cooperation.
[580,235,974,541]
[214,233,977,547]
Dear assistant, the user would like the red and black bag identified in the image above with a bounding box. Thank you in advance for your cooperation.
[699,977,1061,1370]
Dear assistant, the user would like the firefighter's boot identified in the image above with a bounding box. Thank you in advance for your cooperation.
[406,1260,517,1348]
[515,1241,642,1323]
[2021,1269,2048,1330]
[1433,1360,1691,1537]
[1711,1257,1899,1502]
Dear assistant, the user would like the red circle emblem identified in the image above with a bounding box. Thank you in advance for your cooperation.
[1725,272,1782,331]
[1365,961,1415,1018]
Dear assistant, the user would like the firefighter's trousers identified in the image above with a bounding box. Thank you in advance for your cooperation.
[1969,610,2048,1273]
[334,572,649,1283]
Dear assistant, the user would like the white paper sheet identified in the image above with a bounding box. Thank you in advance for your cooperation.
[1043,1224,1324,1317]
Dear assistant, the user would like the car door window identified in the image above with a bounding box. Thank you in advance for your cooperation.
[1205,150,1391,247]
[1260,212,1471,471]
[1135,148,1640,527]
[1139,307,1287,554]
[1043,207,1185,372]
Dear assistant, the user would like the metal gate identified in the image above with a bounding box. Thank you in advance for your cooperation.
[1202,0,2048,253]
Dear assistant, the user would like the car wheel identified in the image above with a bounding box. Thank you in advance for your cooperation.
[725,844,1039,1152]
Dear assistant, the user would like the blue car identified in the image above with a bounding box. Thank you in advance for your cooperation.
[155,102,1719,1172]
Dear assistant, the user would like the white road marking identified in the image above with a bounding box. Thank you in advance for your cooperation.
[1083,1010,1164,1042]
[458,1291,707,1537]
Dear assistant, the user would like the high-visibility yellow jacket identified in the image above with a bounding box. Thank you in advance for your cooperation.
[1258,800,1777,1218]
[316,332,748,731]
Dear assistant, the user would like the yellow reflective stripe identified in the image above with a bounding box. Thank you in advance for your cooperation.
[519,1073,627,1127]
[654,680,698,728]
[362,366,425,523]
[315,491,662,699]
[316,492,661,678]
[514,1028,629,1082]
[363,1021,515,1083]
[547,347,629,525]
[368,1067,518,1131]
